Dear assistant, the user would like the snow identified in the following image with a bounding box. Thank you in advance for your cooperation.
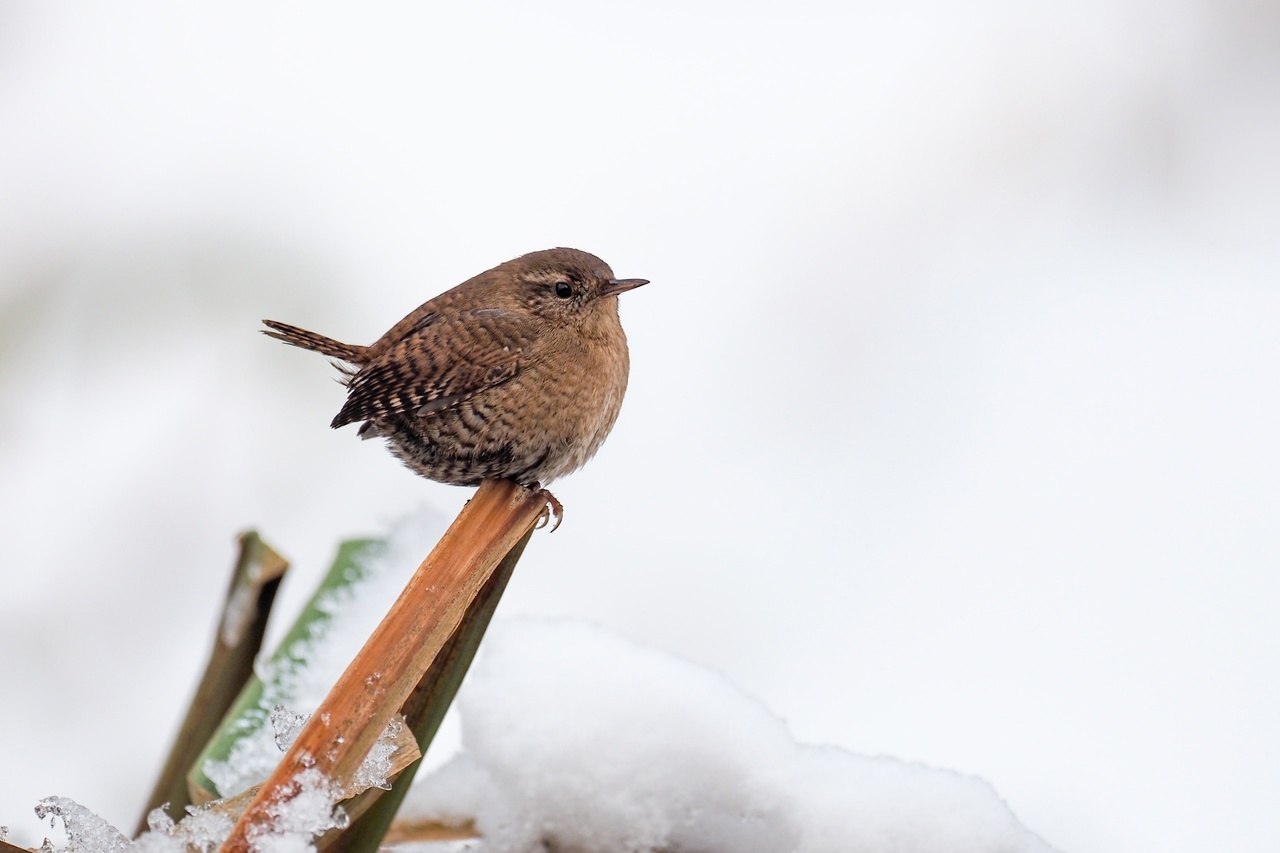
[32,800,129,853]
[38,770,342,853]
[349,716,406,794]
[131,805,231,853]
[405,619,1053,853]
[246,768,347,853]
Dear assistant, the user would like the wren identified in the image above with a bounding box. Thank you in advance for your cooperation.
[264,248,646,524]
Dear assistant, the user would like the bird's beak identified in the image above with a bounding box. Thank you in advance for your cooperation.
[601,278,649,297]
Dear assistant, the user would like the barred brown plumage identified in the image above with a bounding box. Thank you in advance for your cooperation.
[263,248,647,516]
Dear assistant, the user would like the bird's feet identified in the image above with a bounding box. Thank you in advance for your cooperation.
[528,482,563,532]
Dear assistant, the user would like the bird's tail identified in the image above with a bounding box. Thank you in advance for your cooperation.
[262,319,366,363]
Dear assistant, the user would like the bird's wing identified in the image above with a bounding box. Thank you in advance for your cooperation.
[330,308,533,429]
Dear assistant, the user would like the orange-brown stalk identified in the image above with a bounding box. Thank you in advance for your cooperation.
[217,479,548,853]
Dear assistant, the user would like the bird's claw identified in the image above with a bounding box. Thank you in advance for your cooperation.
[530,483,563,532]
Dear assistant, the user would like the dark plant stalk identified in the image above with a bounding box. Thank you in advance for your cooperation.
[137,532,288,833]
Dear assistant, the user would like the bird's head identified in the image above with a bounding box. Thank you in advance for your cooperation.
[503,248,648,326]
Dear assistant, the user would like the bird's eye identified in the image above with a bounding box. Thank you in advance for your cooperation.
[554,281,573,298]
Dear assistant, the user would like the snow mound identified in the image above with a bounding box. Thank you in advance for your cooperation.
[405,619,1054,853]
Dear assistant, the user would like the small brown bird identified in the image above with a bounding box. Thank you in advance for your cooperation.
[263,248,646,525]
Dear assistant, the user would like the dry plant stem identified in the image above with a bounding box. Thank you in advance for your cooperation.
[322,527,535,853]
[381,819,479,845]
[217,479,549,853]
[138,532,289,833]
[0,839,34,853]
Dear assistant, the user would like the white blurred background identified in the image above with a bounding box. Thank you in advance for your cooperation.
[2,1,1278,850]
